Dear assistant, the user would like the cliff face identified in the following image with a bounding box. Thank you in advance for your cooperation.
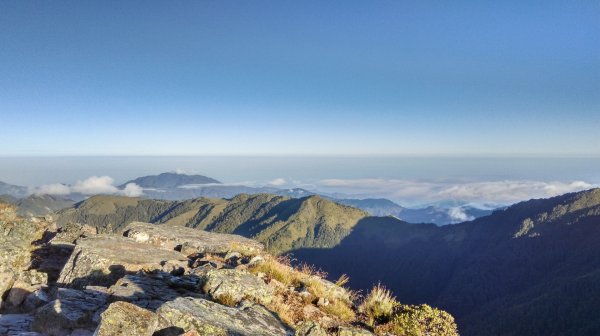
[0,202,457,336]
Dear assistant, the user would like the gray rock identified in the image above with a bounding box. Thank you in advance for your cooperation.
[203,269,274,305]
[57,235,189,288]
[32,288,109,336]
[124,222,264,256]
[156,297,291,336]
[93,301,158,336]
[107,274,179,311]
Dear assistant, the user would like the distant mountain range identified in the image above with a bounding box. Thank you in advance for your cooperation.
[0,172,495,224]
[0,180,28,198]
[55,193,367,254]
[0,194,75,217]
[115,172,496,225]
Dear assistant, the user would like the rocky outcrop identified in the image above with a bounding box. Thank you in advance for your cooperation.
[156,297,291,336]
[124,221,264,256]
[0,202,50,310]
[57,235,189,288]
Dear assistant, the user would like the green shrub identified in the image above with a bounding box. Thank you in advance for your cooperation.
[376,304,458,336]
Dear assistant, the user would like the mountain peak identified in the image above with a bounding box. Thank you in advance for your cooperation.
[120,172,221,189]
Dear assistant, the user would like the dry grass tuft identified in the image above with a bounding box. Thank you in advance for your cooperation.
[321,299,356,322]
[215,293,238,307]
[335,274,350,287]
[360,283,398,326]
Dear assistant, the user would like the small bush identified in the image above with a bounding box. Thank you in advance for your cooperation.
[375,304,458,336]
[360,283,398,326]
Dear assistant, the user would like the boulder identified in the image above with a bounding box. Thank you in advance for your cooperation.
[93,301,158,336]
[57,235,189,288]
[124,222,264,256]
[203,269,274,305]
[156,297,290,336]
[32,288,109,335]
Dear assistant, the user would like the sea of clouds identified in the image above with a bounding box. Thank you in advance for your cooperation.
[31,176,143,197]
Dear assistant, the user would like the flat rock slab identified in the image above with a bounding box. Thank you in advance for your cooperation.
[124,222,264,256]
[157,297,290,336]
[57,235,189,288]
[94,301,158,336]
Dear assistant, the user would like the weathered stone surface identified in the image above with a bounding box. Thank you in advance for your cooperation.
[32,288,109,335]
[203,269,274,305]
[5,270,48,309]
[0,203,49,307]
[107,274,180,311]
[94,301,158,336]
[57,235,189,288]
[51,222,98,244]
[295,321,327,336]
[124,222,264,256]
[157,297,290,336]
[0,314,35,335]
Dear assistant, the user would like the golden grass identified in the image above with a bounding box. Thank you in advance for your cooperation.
[360,283,398,326]
[321,299,356,322]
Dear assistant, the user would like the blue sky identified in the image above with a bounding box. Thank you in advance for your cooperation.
[1,1,599,156]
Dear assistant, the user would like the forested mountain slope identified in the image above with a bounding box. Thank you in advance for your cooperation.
[56,193,367,254]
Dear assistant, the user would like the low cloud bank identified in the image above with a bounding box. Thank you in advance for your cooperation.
[32,176,143,197]
[315,179,597,206]
[267,178,287,186]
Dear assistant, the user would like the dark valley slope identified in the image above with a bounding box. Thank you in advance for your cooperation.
[293,188,600,335]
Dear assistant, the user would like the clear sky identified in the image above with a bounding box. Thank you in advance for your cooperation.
[1,1,599,156]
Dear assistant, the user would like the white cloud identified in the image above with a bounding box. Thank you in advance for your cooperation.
[448,207,475,223]
[71,176,119,194]
[315,178,597,206]
[32,176,144,197]
[175,168,187,174]
[120,183,144,197]
[267,178,287,186]
[32,183,71,196]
